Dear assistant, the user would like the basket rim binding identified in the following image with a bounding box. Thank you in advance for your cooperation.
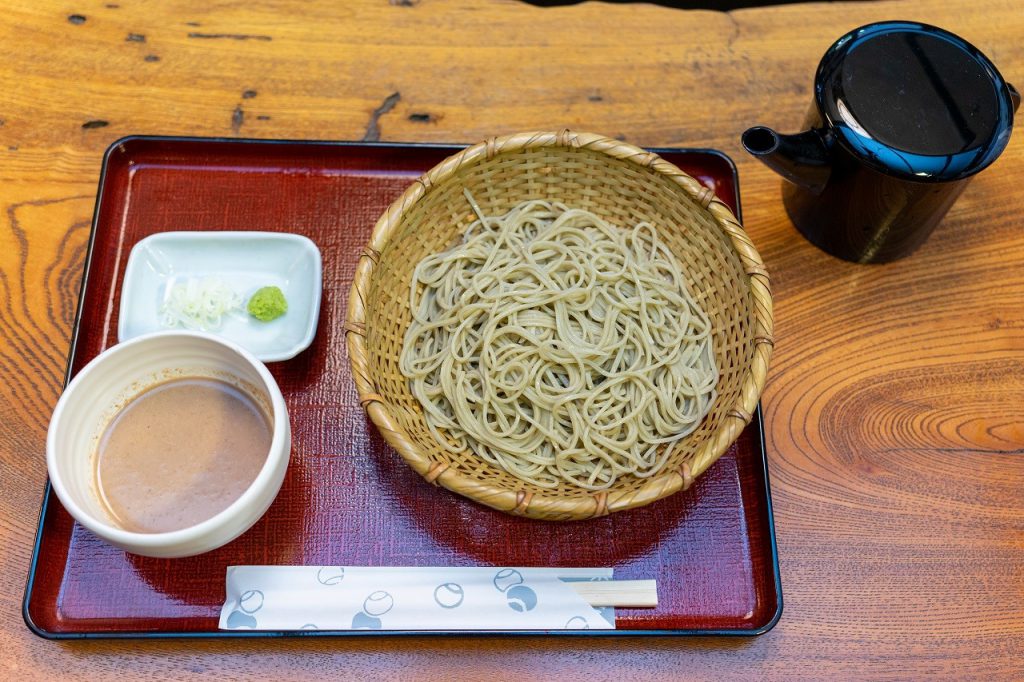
[345,129,774,520]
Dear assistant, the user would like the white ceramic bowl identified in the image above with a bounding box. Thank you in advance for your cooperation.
[46,331,291,558]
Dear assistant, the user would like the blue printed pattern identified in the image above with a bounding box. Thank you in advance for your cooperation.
[219,566,615,631]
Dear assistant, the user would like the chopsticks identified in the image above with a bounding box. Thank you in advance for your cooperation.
[568,579,658,608]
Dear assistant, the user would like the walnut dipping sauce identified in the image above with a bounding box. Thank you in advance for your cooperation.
[95,376,273,534]
[46,332,291,558]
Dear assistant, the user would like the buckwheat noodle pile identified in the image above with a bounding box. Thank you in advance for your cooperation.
[399,191,718,491]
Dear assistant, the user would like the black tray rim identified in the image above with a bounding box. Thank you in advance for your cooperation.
[23,133,783,640]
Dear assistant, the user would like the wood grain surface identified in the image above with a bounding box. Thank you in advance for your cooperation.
[1,0,1021,679]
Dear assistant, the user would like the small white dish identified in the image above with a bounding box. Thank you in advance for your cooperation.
[118,232,322,362]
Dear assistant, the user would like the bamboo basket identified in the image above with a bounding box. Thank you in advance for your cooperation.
[346,130,773,520]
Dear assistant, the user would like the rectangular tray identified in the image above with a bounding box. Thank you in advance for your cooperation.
[24,136,781,637]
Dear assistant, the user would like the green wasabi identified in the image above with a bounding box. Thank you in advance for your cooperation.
[247,286,288,322]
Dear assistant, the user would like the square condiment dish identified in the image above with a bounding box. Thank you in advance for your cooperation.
[118,231,322,362]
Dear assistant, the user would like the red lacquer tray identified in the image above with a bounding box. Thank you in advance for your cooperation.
[24,136,781,637]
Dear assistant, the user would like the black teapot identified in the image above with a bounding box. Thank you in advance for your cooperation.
[744,21,1019,263]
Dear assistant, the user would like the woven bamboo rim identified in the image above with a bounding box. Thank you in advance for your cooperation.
[346,130,773,520]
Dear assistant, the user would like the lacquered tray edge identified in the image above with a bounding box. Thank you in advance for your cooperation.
[23,134,782,639]
[22,133,119,642]
[23,412,782,640]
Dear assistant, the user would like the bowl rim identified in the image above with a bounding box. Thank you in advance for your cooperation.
[345,129,773,520]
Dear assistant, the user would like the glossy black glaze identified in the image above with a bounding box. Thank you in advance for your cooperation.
[741,127,832,193]
[744,21,1018,263]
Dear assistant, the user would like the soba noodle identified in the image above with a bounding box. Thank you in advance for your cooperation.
[399,191,718,491]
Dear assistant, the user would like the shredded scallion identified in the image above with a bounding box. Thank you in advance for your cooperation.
[160,277,242,331]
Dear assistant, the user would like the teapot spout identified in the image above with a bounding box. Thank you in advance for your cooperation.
[742,126,832,195]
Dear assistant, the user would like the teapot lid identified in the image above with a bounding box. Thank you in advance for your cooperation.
[816,21,1016,181]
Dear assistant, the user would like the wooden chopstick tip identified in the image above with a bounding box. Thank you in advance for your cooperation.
[568,579,658,608]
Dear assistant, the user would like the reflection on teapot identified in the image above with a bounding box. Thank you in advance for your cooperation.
[744,21,1019,264]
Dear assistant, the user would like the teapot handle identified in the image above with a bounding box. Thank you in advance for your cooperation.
[1009,82,1020,113]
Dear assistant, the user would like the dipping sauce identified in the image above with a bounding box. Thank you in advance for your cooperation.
[95,377,272,533]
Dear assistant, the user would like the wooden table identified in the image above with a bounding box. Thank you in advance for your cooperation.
[1,0,1021,678]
